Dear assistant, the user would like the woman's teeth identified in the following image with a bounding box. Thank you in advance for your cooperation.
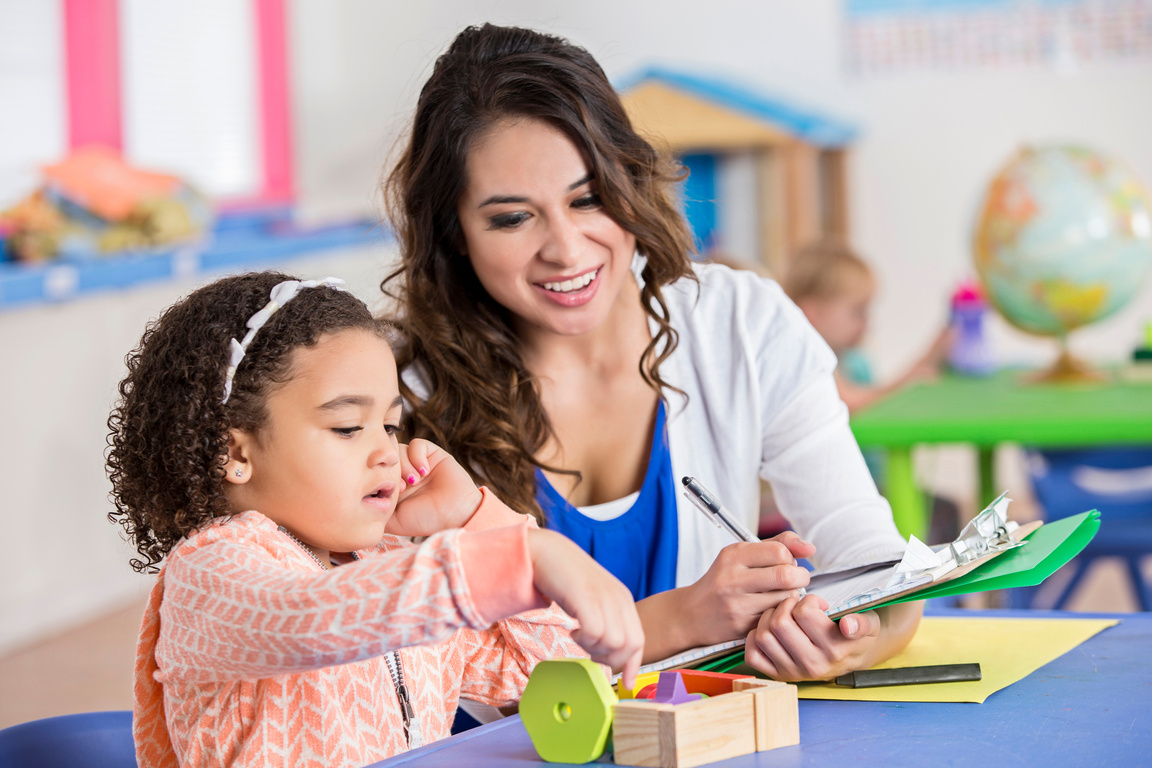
[542,268,598,293]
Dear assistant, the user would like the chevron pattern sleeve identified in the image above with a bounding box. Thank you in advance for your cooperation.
[155,513,493,684]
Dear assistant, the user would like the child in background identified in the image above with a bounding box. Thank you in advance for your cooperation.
[783,240,960,543]
[106,271,643,768]
[783,239,953,415]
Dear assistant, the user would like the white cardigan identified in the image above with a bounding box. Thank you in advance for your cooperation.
[652,259,906,587]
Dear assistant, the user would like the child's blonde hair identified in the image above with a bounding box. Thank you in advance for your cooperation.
[782,238,875,303]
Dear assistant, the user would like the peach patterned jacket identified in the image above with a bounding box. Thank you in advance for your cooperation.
[133,487,584,768]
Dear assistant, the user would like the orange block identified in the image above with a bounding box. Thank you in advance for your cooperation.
[677,670,753,697]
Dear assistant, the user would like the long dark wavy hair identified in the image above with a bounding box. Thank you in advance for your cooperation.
[382,24,696,523]
[106,271,385,573]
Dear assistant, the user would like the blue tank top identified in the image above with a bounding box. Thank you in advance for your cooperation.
[535,400,679,601]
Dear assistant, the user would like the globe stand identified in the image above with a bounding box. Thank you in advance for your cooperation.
[1026,342,1106,385]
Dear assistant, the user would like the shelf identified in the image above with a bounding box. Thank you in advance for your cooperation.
[0,211,389,311]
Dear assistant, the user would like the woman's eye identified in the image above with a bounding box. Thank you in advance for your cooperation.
[487,212,530,230]
[333,426,363,437]
[573,193,602,209]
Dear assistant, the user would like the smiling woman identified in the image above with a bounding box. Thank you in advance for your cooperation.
[383,23,922,683]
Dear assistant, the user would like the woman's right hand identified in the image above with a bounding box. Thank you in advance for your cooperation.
[526,529,645,689]
[679,532,815,648]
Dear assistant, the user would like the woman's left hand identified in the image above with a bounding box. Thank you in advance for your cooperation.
[743,594,882,681]
[386,439,482,537]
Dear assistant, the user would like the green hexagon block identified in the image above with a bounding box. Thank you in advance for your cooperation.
[520,658,617,763]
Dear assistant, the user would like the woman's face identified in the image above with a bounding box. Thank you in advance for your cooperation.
[455,118,638,338]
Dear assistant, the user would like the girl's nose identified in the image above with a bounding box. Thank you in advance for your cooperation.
[370,431,399,466]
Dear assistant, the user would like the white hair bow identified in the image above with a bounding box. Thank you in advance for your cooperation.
[222,277,347,403]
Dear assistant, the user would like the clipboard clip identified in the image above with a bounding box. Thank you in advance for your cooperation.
[949,491,1022,566]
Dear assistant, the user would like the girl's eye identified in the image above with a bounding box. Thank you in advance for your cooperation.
[333,426,362,437]
[572,193,602,210]
[384,424,400,437]
[487,212,530,230]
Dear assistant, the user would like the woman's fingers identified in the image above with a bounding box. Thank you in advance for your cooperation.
[770,531,817,560]
[836,610,881,640]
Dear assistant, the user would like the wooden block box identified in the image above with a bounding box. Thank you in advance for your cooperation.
[612,679,798,768]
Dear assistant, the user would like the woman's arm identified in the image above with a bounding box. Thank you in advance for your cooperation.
[633,533,814,664]
[744,597,924,681]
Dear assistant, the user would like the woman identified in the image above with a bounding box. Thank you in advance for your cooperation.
[382,23,921,681]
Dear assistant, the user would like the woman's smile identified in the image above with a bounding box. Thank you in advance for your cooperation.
[535,266,602,306]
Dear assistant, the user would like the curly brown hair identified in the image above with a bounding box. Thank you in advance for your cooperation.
[382,23,696,523]
[106,271,385,573]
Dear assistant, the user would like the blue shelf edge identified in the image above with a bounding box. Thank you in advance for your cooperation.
[0,220,391,311]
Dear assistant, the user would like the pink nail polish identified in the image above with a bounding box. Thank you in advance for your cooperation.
[407,474,417,485]
[418,466,427,476]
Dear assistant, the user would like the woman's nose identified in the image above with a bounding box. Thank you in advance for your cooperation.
[539,212,582,266]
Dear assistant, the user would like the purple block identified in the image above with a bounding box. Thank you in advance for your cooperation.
[653,671,703,705]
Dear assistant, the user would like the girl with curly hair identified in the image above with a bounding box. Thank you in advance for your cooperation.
[107,270,642,768]
[383,23,922,682]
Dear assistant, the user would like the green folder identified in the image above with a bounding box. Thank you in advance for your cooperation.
[695,510,1102,674]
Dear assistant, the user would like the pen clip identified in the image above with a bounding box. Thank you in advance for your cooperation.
[682,489,725,531]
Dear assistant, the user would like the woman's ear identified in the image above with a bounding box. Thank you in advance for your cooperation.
[223,429,254,485]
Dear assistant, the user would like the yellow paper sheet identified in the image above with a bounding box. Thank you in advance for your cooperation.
[796,617,1118,703]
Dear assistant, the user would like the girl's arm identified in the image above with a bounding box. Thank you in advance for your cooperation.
[451,495,645,704]
[156,513,545,685]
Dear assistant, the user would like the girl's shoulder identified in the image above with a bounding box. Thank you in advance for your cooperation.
[166,510,286,562]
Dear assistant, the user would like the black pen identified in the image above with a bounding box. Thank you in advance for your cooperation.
[682,476,808,597]
[835,663,982,688]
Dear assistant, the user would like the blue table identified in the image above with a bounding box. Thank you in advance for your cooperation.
[371,610,1151,767]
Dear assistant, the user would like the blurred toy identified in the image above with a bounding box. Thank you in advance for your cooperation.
[0,146,212,263]
[520,659,799,768]
[1134,321,1152,363]
[948,281,996,376]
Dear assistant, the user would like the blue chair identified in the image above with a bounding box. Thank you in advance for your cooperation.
[1016,447,1152,610]
[0,711,136,768]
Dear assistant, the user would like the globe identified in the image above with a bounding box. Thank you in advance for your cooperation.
[972,145,1152,378]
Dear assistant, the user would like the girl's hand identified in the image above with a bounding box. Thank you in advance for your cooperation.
[527,529,645,690]
[386,439,482,537]
[743,594,880,681]
[679,532,815,648]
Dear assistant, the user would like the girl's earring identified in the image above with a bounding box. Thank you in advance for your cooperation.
[235,469,243,477]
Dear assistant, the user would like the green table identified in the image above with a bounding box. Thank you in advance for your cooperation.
[849,368,1152,539]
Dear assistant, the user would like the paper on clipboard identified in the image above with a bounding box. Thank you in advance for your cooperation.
[813,493,1041,619]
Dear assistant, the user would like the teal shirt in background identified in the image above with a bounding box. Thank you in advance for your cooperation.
[839,348,886,486]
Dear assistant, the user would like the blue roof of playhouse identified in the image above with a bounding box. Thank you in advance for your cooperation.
[617,66,859,148]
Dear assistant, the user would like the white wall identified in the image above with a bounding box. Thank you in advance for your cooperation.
[0,1,66,207]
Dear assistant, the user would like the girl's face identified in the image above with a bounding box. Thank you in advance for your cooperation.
[455,118,638,339]
[226,328,403,557]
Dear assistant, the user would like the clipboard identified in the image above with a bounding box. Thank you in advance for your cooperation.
[689,497,1101,675]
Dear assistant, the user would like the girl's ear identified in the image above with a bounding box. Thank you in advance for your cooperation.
[223,428,255,485]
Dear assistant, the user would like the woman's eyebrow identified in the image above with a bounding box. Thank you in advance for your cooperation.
[478,194,528,208]
[476,174,594,208]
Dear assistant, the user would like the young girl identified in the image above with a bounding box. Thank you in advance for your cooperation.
[106,271,644,768]
[782,239,953,415]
